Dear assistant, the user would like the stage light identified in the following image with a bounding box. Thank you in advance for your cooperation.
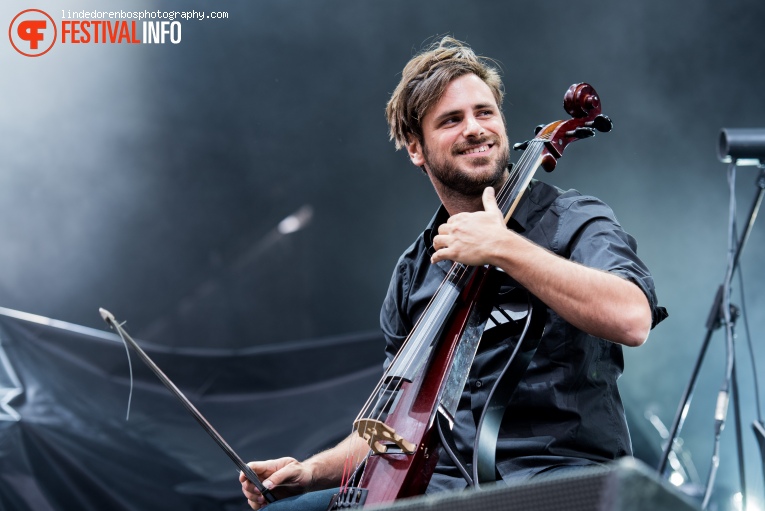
[718,128,765,166]
[668,471,685,487]
[278,205,313,235]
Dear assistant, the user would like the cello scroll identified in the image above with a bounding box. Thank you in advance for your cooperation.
[516,83,613,172]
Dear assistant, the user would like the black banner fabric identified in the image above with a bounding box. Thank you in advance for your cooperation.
[0,312,382,511]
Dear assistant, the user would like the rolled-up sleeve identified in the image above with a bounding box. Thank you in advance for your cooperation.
[549,195,667,328]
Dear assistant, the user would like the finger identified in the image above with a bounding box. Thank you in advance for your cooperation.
[247,460,274,476]
[431,233,445,251]
[242,459,281,491]
[261,465,297,494]
[482,186,501,215]
[263,466,284,486]
[241,480,256,496]
[243,488,262,502]
[241,477,256,494]
[430,234,448,262]
[243,483,266,509]
[240,469,261,485]
[254,490,268,508]
[241,477,260,495]
[242,479,262,500]
[431,247,451,264]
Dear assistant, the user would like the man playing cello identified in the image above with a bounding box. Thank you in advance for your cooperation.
[240,36,666,510]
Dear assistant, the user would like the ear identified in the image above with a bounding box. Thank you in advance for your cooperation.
[406,136,426,167]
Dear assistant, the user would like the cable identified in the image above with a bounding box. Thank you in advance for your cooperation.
[701,162,738,509]
[738,266,762,423]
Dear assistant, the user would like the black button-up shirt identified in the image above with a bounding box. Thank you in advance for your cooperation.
[379,180,667,492]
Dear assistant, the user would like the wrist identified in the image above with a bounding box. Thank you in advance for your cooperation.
[300,459,317,491]
[488,228,517,268]
[303,458,335,492]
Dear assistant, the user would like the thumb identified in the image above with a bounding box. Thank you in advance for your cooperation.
[261,461,295,489]
[482,186,502,216]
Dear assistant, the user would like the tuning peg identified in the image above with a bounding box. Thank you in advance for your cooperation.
[565,127,596,139]
[513,140,530,151]
[585,114,613,133]
[534,124,545,135]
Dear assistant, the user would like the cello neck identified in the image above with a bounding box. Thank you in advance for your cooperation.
[495,140,545,224]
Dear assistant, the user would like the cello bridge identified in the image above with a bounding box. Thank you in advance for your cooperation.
[353,419,415,455]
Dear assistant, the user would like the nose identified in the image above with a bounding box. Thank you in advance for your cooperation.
[463,115,484,138]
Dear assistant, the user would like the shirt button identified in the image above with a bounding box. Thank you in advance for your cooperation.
[475,380,482,388]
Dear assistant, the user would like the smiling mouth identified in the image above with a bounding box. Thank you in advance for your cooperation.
[458,143,493,155]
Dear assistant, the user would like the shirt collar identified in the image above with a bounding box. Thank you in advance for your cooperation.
[423,180,536,255]
[423,205,450,258]
[506,181,535,233]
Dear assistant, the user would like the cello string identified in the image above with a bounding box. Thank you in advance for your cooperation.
[339,441,359,493]
[357,140,540,423]
[356,140,541,424]
[339,80,608,492]
[450,140,542,289]
[346,140,545,482]
[345,142,542,489]
[359,141,540,422]
[395,141,543,391]
[353,268,461,420]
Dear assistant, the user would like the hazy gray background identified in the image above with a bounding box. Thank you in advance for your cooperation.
[2,0,764,507]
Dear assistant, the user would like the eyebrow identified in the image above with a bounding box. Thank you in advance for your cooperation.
[432,103,496,124]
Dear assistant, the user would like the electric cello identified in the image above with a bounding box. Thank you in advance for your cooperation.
[329,83,613,509]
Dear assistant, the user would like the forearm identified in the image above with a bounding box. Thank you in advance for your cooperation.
[431,187,653,346]
[490,231,652,346]
[303,433,369,491]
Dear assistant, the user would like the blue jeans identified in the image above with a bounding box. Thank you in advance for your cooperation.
[263,488,338,511]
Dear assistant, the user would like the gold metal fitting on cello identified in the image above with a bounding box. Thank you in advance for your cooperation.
[354,419,416,455]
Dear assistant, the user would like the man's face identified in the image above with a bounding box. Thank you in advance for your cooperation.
[407,73,509,197]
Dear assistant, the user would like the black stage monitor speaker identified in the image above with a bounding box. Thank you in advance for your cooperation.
[366,458,699,511]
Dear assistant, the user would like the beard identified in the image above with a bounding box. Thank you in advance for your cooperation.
[422,136,510,197]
